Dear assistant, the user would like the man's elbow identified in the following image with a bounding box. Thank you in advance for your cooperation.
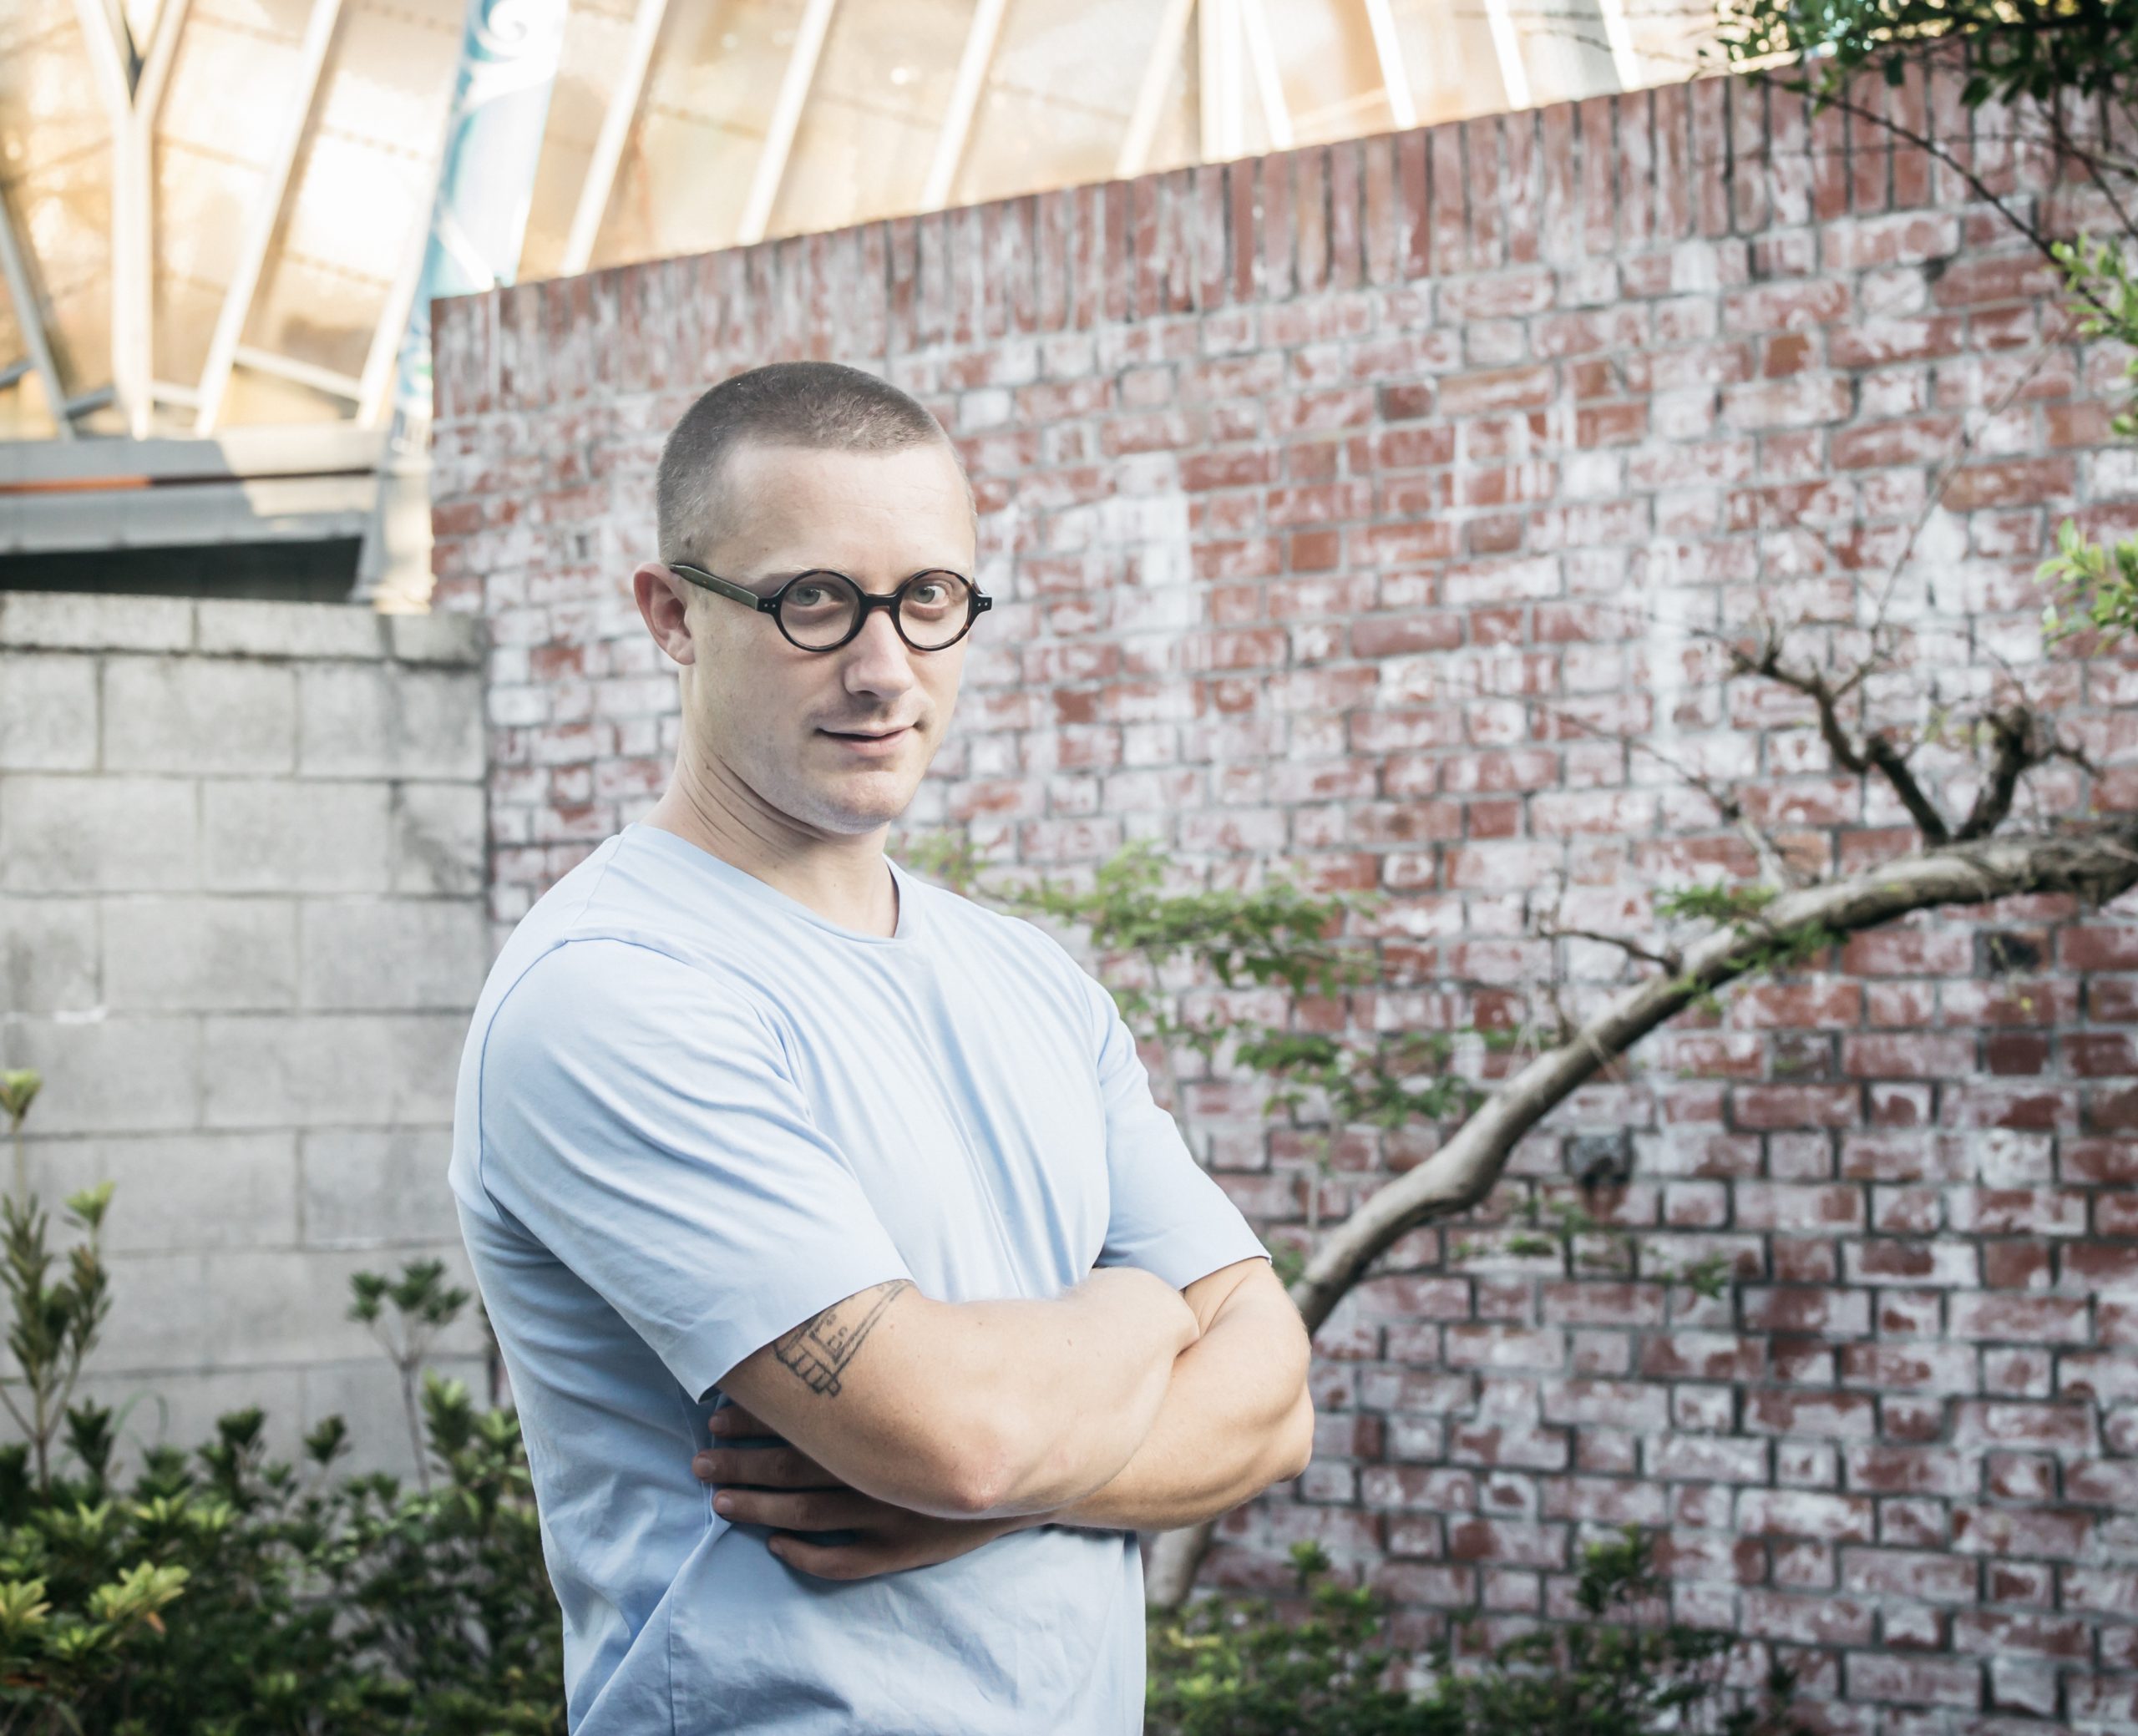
[894,1404,1035,1518]
[1269,1383,1315,1484]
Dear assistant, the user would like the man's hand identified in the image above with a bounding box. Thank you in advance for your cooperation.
[694,1403,1036,1581]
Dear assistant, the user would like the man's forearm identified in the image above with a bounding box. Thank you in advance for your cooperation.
[962,1268,1202,1516]
[1049,1268,1312,1532]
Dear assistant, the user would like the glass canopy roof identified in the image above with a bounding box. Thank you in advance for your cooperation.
[1,0,1710,444]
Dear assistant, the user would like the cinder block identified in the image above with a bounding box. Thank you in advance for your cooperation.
[297,666,483,781]
[6,1015,201,1135]
[0,894,99,1010]
[299,898,489,1011]
[22,1129,299,1252]
[0,652,97,771]
[0,774,200,893]
[195,599,387,661]
[104,896,299,1011]
[0,591,193,654]
[200,1012,462,1128]
[92,1248,384,1373]
[301,1126,459,1246]
[202,780,392,893]
[103,656,296,775]
[390,782,486,897]
[387,611,484,667]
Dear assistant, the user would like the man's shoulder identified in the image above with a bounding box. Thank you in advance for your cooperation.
[902,870,1091,977]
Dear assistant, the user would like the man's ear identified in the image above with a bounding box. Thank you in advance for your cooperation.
[633,564,697,666]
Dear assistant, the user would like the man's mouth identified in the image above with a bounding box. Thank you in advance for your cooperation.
[819,724,916,753]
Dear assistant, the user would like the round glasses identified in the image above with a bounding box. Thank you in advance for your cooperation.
[666,563,991,653]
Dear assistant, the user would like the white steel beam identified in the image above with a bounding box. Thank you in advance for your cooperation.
[1239,0,1291,150]
[560,0,670,275]
[0,191,75,439]
[1482,0,1532,110]
[117,0,194,434]
[234,342,361,401]
[356,91,458,428]
[1361,0,1416,129]
[1198,0,1246,161]
[1595,0,1644,90]
[0,361,28,390]
[920,0,1010,212]
[737,0,837,246]
[1116,0,1194,179]
[192,0,344,433]
[69,0,145,433]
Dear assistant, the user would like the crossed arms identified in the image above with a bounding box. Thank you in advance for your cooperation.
[697,1255,1314,1579]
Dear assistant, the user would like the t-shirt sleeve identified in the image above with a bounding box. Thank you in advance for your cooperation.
[1076,959,1271,1290]
[471,937,913,1402]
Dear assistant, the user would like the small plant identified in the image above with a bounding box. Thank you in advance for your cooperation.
[0,1072,114,1495]
[349,1258,473,1494]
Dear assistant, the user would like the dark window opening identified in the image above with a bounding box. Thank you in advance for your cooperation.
[0,539,363,603]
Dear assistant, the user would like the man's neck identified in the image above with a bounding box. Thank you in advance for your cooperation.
[638,786,899,939]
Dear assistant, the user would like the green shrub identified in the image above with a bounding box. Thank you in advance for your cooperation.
[0,1068,560,1733]
[1147,1534,1806,1736]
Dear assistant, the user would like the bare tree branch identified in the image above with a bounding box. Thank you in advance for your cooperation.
[1283,817,2138,1340]
[1727,629,1957,843]
[1538,923,1685,974]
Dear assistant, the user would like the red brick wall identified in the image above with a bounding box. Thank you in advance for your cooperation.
[432,64,2138,1733]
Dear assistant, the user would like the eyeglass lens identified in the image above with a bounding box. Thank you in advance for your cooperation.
[781,571,974,650]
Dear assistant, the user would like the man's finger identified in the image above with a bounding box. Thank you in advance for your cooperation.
[708,1403,778,1440]
[693,1445,837,1489]
[712,1486,881,1532]
[766,1533,892,1582]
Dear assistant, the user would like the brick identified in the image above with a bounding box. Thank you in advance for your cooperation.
[1948,1294,2090,1343]
[1845,1652,1982,1708]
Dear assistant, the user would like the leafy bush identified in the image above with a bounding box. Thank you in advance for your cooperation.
[1148,1533,1806,1736]
[0,1066,560,1734]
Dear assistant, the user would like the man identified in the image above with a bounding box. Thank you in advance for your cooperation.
[449,361,1313,1734]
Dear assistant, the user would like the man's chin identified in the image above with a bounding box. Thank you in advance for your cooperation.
[789,776,921,836]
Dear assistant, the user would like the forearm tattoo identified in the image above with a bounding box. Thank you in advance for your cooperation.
[773,1280,911,1396]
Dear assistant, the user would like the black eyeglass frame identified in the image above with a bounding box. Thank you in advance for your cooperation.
[666,561,992,654]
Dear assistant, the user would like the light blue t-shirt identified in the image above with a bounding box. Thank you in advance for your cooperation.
[448,822,1267,1735]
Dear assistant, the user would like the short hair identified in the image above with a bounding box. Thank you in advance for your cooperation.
[655,362,955,564]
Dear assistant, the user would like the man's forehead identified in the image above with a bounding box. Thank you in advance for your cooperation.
[706,442,977,559]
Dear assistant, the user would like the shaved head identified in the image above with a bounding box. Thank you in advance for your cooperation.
[656,361,960,565]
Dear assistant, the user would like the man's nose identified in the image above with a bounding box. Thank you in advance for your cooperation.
[838,603,920,695]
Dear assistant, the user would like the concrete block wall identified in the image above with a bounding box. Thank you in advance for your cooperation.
[0,590,492,1475]
[432,64,2138,1733]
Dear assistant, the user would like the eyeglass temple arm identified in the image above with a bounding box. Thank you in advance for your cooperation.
[666,563,777,611]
